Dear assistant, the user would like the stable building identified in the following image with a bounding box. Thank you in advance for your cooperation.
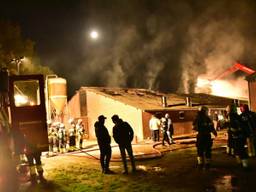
[66,87,245,142]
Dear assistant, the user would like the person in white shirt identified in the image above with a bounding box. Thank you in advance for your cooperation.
[149,114,161,142]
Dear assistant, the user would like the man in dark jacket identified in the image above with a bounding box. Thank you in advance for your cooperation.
[94,115,113,174]
[193,106,217,169]
[240,104,256,157]
[112,115,136,174]
[227,104,249,168]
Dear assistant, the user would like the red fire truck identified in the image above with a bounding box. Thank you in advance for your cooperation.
[0,71,49,190]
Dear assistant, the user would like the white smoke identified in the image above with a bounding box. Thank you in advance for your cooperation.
[180,1,251,97]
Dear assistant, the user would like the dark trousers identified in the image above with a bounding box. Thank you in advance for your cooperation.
[26,151,43,177]
[69,136,76,147]
[119,143,136,172]
[233,137,248,159]
[162,131,171,145]
[196,135,213,159]
[99,144,112,172]
[151,130,159,142]
[27,152,42,167]
[58,138,65,150]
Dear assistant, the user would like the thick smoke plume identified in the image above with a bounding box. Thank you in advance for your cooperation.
[41,0,256,97]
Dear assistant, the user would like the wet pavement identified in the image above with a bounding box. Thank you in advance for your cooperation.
[44,131,227,161]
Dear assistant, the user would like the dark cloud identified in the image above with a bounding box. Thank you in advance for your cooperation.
[1,0,256,97]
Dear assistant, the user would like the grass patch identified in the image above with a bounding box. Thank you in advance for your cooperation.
[18,148,256,192]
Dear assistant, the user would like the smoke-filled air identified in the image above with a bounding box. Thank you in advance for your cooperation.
[44,0,256,98]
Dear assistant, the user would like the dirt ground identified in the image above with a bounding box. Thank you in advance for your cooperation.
[16,134,256,192]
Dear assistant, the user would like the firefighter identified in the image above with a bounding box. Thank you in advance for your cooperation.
[68,118,76,151]
[22,133,47,185]
[240,104,256,157]
[76,119,85,149]
[58,123,66,153]
[193,106,217,169]
[226,104,249,168]
[48,121,58,156]
[52,122,59,153]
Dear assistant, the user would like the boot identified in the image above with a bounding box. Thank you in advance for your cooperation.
[205,158,211,169]
[30,174,37,186]
[235,156,241,164]
[38,171,47,184]
[29,165,37,185]
[197,156,204,169]
[241,159,249,169]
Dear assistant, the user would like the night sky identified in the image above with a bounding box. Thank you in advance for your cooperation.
[1,0,256,97]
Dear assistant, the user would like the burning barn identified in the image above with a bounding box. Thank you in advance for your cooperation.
[66,87,247,142]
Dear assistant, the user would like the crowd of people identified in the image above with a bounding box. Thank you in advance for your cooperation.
[47,118,85,156]
[21,103,256,186]
[149,113,175,146]
[193,104,256,170]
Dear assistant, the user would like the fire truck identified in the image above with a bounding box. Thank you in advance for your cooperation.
[0,69,67,190]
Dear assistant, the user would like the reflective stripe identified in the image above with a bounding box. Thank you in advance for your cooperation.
[241,159,249,168]
[235,156,241,164]
[197,156,203,165]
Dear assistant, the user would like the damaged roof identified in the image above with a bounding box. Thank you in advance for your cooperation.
[78,87,248,111]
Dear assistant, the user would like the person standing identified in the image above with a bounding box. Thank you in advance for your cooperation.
[240,104,256,157]
[76,119,85,149]
[47,121,56,156]
[68,118,76,151]
[149,114,160,142]
[160,115,171,146]
[22,133,47,185]
[58,123,66,153]
[49,122,59,153]
[165,113,175,144]
[112,115,136,174]
[193,106,217,169]
[212,111,219,131]
[94,115,113,174]
[226,104,249,169]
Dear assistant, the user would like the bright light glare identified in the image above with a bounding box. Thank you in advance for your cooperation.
[90,30,99,39]
[195,76,248,98]
[211,80,248,98]
[14,94,28,106]
[196,78,211,87]
[195,77,248,98]
[21,56,29,63]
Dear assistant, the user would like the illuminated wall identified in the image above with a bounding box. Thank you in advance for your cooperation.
[86,90,143,142]
[248,80,256,111]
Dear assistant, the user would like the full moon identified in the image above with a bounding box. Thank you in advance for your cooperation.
[90,30,99,39]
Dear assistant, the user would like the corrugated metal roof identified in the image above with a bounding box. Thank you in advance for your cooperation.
[78,87,248,111]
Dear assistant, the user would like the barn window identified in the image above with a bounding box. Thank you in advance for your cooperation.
[179,111,185,119]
